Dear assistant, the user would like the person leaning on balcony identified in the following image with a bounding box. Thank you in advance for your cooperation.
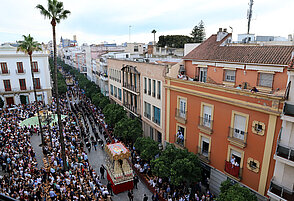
[236,84,242,89]
[251,86,259,93]
[176,129,184,144]
[231,155,236,168]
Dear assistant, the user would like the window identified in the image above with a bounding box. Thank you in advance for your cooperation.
[152,80,156,97]
[157,131,162,143]
[247,157,260,173]
[34,78,41,89]
[134,74,137,90]
[199,67,207,82]
[37,95,43,102]
[203,105,212,128]
[19,79,26,90]
[224,70,236,82]
[144,77,147,94]
[157,81,161,99]
[148,78,151,95]
[153,106,161,125]
[201,136,210,157]
[259,73,273,88]
[252,121,265,136]
[118,88,122,101]
[144,101,151,119]
[110,84,113,95]
[3,80,11,91]
[114,86,117,98]
[179,98,186,118]
[1,62,8,74]
[233,114,246,141]
[32,61,38,72]
[17,62,24,73]
[134,46,138,52]
[150,127,154,139]
[176,125,185,146]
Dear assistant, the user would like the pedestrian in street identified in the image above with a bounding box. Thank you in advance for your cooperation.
[100,165,105,179]
[133,175,139,189]
[143,194,148,201]
[107,182,113,196]
[128,190,134,201]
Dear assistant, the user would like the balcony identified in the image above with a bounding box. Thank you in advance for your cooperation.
[123,103,139,115]
[276,143,294,164]
[123,83,140,93]
[284,103,294,117]
[152,92,156,97]
[196,146,210,163]
[175,108,187,124]
[228,127,247,148]
[32,68,40,73]
[198,117,213,134]
[157,94,161,99]
[224,160,242,180]
[0,69,10,75]
[268,180,294,201]
[16,69,26,74]
[0,86,37,94]
[174,134,186,149]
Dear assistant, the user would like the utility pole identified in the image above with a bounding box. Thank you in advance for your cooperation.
[129,25,132,43]
[247,0,254,34]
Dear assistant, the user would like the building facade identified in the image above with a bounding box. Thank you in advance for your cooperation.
[108,59,166,144]
[165,30,294,199]
[0,45,52,107]
[267,65,294,201]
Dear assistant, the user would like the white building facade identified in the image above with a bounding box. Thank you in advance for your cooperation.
[267,67,294,201]
[0,45,52,107]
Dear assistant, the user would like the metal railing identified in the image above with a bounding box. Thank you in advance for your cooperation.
[276,142,294,162]
[152,117,160,126]
[196,146,210,163]
[198,117,213,132]
[269,179,294,200]
[32,68,40,73]
[175,108,187,123]
[123,103,138,115]
[228,127,247,147]
[0,69,10,75]
[16,69,26,74]
[144,112,151,119]
[157,94,161,99]
[123,83,140,93]
[224,160,243,179]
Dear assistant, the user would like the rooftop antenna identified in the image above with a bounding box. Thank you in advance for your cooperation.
[247,0,254,34]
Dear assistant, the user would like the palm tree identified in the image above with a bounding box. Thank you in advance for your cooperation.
[17,34,44,146]
[36,0,70,170]
[151,29,157,45]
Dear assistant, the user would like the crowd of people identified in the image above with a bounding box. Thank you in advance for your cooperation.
[0,85,112,200]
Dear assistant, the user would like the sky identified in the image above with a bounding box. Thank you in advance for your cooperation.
[0,0,293,45]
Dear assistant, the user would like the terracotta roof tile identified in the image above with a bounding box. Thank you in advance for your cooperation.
[184,34,294,66]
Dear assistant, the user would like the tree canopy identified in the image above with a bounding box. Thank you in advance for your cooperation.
[103,104,126,127]
[114,118,142,143]
[191,20,205,43]
[134,137,160,161]
[151,144,201,186]
[17,34,42,56]
[217,180,257,201]
[157,35,193,48]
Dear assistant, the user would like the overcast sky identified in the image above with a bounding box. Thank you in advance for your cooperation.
[0,0,293,45]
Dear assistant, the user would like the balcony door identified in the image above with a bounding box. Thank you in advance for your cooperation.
[199,67,207,82]
[179,98,186,118]
[201,136,210,157]
[233,114,246,141]
[203,105,212,127]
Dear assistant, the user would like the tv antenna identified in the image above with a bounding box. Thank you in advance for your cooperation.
[247,0,254,34]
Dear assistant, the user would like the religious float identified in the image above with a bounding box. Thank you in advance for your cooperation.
[105,142,134,194]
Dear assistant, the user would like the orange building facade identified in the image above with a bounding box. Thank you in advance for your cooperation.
[165,31,294,199]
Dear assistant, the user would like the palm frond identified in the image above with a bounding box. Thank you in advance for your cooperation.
[16,34,42,55]
[36,4,52,19]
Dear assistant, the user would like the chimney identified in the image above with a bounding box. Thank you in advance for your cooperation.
[217,28,229,41]
[288,34,293,41]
